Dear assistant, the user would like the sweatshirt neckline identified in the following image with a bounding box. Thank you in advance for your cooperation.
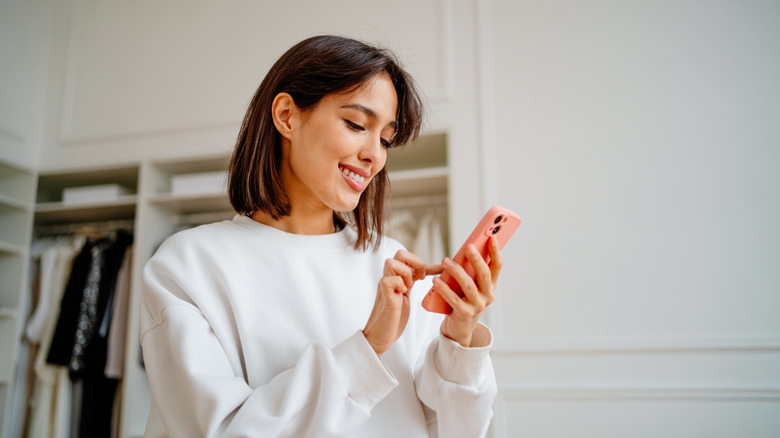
[231,214,356,249]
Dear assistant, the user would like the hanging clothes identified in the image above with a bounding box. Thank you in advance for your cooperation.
[387,208,418,250]
[25,240,81,438]
[78,231,133,438]
[412,212,446,264]
[42,230,133,438]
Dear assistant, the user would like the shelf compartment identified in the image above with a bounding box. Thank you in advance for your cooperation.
[386,132,447,172]
[37,164,139,204]
[0,308,18,319]
[35,195,138,226]
[147,155,231,195]
[0,193,32,212]
[388,166,448,198]
[0,160,36,203]
[0,252,24,309]
[0,241,24,255]
[0,206,33,246]
[147,192,231,215]
[0,317,18,379]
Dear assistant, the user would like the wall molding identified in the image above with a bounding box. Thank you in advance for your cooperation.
[426,0,454,104]
[58,0,455,146]
[58,0,240,146]
[491,385,780,437]
[474,0,497,212]
[492,336,780,355]
[497,385,780,401]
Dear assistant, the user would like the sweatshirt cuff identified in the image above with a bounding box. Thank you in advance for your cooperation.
[332,330,399,409]
[435,322,493,387]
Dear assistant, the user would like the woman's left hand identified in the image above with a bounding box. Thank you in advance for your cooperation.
[434,236,503,348]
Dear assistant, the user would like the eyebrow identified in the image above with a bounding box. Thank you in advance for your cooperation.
[340,103,398,131]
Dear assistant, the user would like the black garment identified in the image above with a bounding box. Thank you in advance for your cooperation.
[75,231,132,378]
[46,239,95,366]
[79,231,132,438]
[68,238,113,376]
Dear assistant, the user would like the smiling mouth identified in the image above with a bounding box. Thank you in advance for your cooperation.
[339,165,367,184]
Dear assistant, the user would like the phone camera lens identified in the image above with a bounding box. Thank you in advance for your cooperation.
[494,215,503,224]
[492,225,501,234]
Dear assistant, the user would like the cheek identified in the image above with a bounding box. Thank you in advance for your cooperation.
[377,149,388,169]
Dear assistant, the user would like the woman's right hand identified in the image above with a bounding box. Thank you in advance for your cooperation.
[363,250,443,355]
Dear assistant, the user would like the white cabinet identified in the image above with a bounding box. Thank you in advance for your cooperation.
[0,159,36,436]
[35,164,140,226]
[18,133,447,438]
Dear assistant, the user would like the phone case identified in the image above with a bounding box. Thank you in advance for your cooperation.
[422,205,521,314]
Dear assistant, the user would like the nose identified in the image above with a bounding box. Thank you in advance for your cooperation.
[358,135,386,165]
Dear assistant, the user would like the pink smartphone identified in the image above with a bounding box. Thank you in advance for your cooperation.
[422,205,521,314]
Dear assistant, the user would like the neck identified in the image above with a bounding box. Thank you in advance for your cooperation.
[251,207,336,235]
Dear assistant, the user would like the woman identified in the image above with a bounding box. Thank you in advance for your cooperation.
[140,35,501,437]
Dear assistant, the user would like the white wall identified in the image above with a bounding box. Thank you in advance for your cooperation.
[0,0,54,168]
[484,0,780,435]
[36,0,463,166]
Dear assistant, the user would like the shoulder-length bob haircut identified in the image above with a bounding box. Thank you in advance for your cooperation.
[228,35,423,251]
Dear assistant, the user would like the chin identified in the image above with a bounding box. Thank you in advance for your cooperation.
[330,197,362,214]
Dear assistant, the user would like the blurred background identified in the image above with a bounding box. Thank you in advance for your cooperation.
[1,0,779,437]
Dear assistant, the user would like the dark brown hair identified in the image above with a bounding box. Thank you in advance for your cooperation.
[229,35,423,250]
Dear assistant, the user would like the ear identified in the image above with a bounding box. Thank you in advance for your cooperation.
[271,92,298,140]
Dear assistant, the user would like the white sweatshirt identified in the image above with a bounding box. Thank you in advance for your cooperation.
[140,214,496,437]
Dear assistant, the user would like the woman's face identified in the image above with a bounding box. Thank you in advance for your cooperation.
[281,73,398,214]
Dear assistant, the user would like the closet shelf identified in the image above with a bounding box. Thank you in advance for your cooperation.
[0,194,33,211]
[388,166,448,198]
[0,307,18,319]
[148,192,231,214]
[35,195,138,225]
[0,241,25,255]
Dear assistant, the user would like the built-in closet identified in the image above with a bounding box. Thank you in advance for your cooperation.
[0,159,36,435]
[4,132,448,438]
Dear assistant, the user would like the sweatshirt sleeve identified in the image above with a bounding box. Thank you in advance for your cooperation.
[414,325,497,438]
[140,257,398,438]
[406,274,497,438]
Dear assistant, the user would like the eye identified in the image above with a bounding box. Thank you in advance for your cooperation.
[344,120,364,131]
[380,138,392,148]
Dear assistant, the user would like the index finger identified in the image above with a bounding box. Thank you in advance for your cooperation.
[393,250,444,278]
[423,263,444,276]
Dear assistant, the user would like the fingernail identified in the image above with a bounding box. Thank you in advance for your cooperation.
[442,258,452,267]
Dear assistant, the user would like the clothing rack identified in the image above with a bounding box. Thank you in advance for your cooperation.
[33,219,135,237]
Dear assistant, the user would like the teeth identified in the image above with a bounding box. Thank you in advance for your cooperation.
[341,166,366,183]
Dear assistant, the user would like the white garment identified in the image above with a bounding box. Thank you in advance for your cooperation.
[140,214,496,438]
[105,246,133,379]
[412,212,446,264]
[387,209,418,250]
[26,243,79,438]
